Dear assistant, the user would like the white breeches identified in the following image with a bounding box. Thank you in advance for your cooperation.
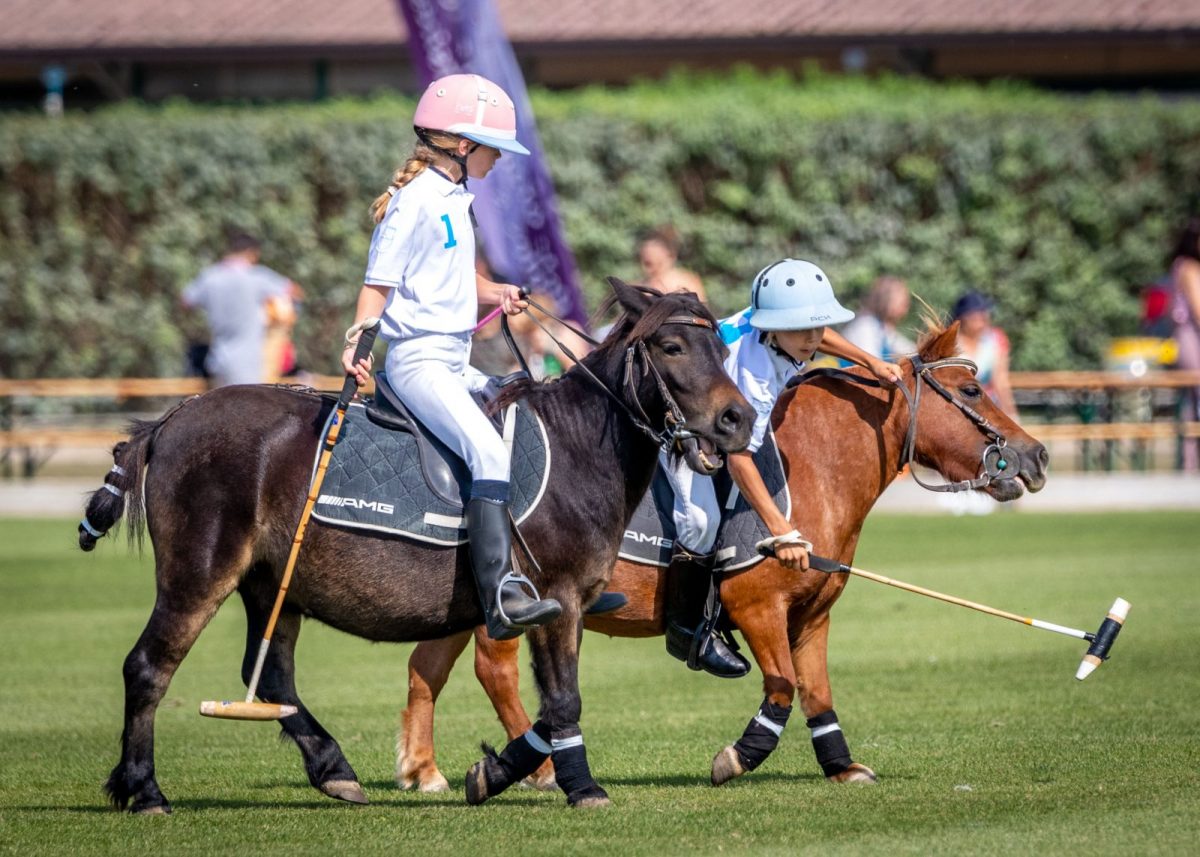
[660,448,721,555]
[385,333,510,485]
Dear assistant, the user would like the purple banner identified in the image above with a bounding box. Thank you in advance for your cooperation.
[397,0,587,324]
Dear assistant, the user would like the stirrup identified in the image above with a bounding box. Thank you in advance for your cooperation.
[494,571,542,628]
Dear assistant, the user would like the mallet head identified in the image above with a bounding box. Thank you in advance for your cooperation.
[199,700,299,720]
[1075,598,1130,681]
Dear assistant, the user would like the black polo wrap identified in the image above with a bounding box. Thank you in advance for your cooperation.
[807,709,853,777]
[732,698,792,772]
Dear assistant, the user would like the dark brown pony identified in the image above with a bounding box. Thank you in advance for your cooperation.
[396,321,1049,792]
[80,281,755,813]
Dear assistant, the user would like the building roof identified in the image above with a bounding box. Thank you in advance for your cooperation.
[3,1,1198,56]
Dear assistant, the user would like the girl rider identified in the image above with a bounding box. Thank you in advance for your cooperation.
[664,259,903,677]
[343,74,561,641]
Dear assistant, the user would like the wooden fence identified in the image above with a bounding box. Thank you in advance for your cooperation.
[2,371,1199,476]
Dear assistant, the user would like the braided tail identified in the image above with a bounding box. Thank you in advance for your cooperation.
[77,417,159,552]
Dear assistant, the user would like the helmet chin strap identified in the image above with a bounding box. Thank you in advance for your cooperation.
[415,127,480,188]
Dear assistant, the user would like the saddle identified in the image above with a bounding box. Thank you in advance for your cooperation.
[310,372,551,546]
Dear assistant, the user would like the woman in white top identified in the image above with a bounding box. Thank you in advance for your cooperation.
[663,259,903,677]
[342,74,560,641]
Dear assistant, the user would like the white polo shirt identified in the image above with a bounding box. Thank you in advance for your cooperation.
[365,168,477,340]
[719,307,806,453]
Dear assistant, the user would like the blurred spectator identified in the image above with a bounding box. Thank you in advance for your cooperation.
[262,283,305,382]
[1169,217,1200,471]
[637,226,707,302]
[952,291,1019,420]
[180,231,296,387]
[841,275,917,360]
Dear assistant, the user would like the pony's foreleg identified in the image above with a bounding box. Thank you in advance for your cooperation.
[472,628,558,791]
[465,610,609,808]
[106,582,237,813]
[711,600,798,787]
[238,595,367,804]
[396,630,471,792]
[791,613,876,784]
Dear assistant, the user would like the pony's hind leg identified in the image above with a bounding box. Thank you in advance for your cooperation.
[791,614,876,784]
[397,630,472,792]
[106,578,239,813]
[238,585,367,805]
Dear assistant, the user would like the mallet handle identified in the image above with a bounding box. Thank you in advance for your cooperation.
[244,320,381,704]
[798,552,1094,640]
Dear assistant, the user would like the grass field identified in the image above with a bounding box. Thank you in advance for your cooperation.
[1,511,1198,856]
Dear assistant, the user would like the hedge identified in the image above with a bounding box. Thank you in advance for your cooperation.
[2,69,1199,377]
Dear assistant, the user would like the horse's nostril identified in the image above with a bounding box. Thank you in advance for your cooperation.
[1037,445,1050,469]
[718,406,743,433]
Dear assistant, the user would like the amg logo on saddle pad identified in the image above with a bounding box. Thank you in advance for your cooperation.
[317,495,396,515]
[618,430,791,572]
[310,401,550,546]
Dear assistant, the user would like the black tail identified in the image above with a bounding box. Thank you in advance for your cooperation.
[77,418,159,552]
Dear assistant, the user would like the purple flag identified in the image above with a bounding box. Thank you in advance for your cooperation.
[397,0,587,325]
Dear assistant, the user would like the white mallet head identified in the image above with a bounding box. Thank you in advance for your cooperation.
[1075,598,1130,681]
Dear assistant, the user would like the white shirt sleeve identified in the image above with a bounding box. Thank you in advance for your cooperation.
[364,196,423,288]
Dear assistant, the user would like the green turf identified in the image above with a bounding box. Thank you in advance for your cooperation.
[1,512,1197,856]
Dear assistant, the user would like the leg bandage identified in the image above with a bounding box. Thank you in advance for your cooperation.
[807,709,853,777]
[732,698,792,772]
[480,721,552,795]
[550,726,602,803]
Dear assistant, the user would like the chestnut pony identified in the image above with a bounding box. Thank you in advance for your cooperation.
[79,281,754,812]
[396,321,1049,792]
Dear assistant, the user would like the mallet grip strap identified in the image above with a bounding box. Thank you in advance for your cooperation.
[755,529,812,554]
[339,318,381,406]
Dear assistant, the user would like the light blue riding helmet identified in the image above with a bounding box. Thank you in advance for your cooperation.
[748,259,855,331]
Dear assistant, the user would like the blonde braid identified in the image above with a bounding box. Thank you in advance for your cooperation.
[370,130,464,223]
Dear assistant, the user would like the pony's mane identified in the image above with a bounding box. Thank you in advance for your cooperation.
[493,286,715,412]
[914,316,960,362]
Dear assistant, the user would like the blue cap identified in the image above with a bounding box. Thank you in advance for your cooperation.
[951,291,994,320]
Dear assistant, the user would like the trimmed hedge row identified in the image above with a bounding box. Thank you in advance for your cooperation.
[2,71,1200,377]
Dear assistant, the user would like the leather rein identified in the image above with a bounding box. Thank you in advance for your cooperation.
[800,355,1017,494]
[505,296,714,450]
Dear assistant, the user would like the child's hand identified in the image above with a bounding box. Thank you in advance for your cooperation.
[500,285,528,316]
[868,357,903,387]
[341,345,373,388]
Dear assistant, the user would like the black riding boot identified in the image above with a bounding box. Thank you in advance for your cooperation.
[664,550,750,679]
[467,497,562,641]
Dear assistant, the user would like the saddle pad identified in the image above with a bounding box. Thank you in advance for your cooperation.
[618,430,791,572]
[311,401,551,546]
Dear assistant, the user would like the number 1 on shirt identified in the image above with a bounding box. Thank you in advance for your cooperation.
[440,214,457,249]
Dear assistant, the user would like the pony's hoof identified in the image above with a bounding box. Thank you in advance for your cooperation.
[320,779,370,804]
[572,795,612,809]
[398,767,450,793]
[827,762,877,784]
[568,785,611,808]
[132,803,171,815]
[465,760,490,806]
[520,762,559,792]
[711,746,746,786]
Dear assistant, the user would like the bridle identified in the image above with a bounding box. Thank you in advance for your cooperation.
[802,355,1018,494]
[511,296,717,450]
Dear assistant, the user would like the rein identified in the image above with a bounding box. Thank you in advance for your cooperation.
[800,356,1016,494]
[514,295,715,450]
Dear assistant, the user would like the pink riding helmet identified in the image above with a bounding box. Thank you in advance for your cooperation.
[413,74,531,156]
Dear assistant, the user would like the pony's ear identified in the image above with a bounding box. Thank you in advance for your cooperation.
[921,320,961,360]
[607,276,652,317]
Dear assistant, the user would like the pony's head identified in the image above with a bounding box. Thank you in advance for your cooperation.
[907,321,1048,500]
[599,278,754,473]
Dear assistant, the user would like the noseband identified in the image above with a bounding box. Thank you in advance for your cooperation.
[803,356,1019,494]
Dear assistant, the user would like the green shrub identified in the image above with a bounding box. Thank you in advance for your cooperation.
[2,71,1199,377]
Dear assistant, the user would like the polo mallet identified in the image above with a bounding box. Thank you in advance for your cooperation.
[200,318,382,720]
[756,542,1130,681]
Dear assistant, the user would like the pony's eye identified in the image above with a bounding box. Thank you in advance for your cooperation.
[660,341,685,356]
[962,384,982,398]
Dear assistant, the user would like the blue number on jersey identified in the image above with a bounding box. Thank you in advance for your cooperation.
[440,214,457,249]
